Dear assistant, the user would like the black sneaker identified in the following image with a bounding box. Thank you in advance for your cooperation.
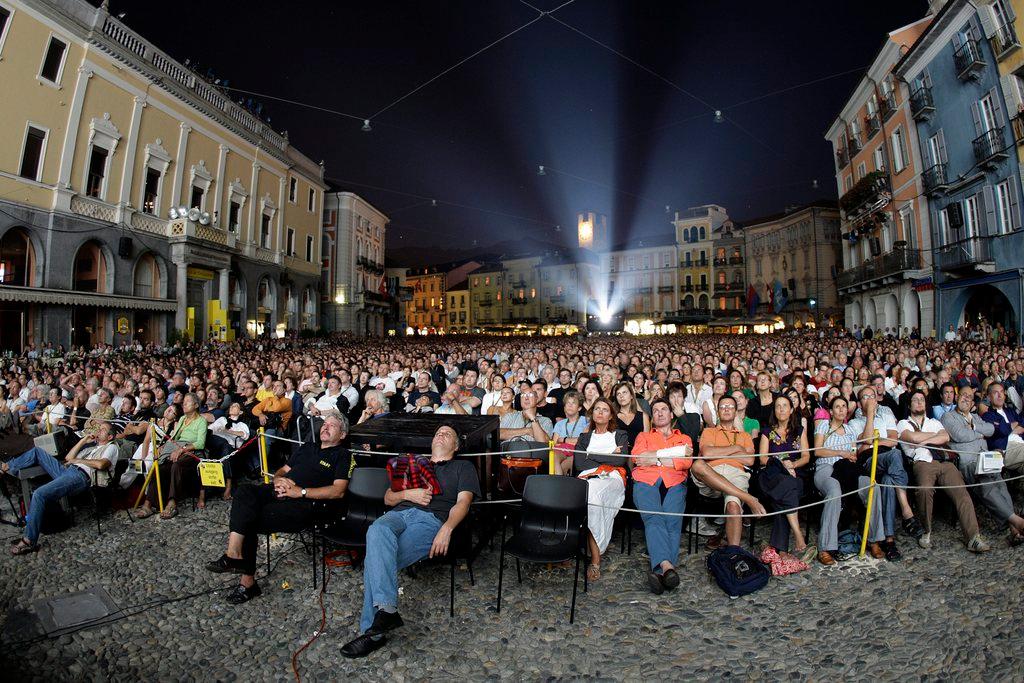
[660,568,680,591]
[902,516,925,540]
[225,582,262,605]
[205,554,246,574]
[647,570,665,595]
[367,609,404,635]
[341,633,388,659]
[883,539,902,562]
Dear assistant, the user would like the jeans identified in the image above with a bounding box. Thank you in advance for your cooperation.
[7,446,90,544]
[813,462,885,552]
[359,507,441,633]
[632,478,686,570]
[874,448,909,537]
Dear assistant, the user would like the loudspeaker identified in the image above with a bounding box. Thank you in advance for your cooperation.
[118,236,133,259]
[788,278,796,291]
[946,202,964,230]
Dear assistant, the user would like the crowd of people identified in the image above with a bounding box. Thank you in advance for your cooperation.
[3,325,1024,657]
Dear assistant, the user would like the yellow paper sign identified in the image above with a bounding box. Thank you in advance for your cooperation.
[198,461,226,488]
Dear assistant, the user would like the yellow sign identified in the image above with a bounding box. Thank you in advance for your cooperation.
[187,267,215,280]
[198,461,226,488]
[117,316,129,334]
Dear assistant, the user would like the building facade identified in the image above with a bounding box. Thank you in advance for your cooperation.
[446,281,470,333]
[896,0,1024,339]
[0,0,323,350]
[711,219,746,321]
[321,190,389,336]
[605,236,679,332]
[827,16,937,338]
[672,205,727,325]
[742,202,843,329]
[405,268,446,333]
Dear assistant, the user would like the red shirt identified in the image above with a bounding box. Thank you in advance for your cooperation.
[631,428,693,487]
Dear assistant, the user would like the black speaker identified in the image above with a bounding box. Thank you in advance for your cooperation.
[788,278,796,291]
[118,236,133,259]
[946,202,964,230]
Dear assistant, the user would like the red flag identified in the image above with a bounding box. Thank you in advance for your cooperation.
[378,273,387,294]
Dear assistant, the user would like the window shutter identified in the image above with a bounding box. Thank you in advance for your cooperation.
[989,87,1006,128]
[924,70,933,89]
[1006,1,1017,21]
[1010,178,1022,231]
[971,101,983,137]
[937,129,948,163]
[1001,73,1023,116]
[983,186,997,236]
[899,129,910,169]
[979,6,997,37]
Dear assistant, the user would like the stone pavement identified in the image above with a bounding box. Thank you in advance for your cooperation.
[0,490,1022,681]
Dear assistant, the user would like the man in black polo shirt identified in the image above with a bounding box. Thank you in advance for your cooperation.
[341,424,480,658]
[205,412,351,604]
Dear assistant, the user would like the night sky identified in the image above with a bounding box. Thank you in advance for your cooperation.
[113,0,929,261]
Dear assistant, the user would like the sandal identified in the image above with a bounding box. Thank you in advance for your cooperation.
[135,506,157,519]
[159,505,178,520]
[586,564,601,581]
[11,539,39,556]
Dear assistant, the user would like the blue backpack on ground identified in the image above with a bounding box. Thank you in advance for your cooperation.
[837,529,862,556]
[706,545,771,598]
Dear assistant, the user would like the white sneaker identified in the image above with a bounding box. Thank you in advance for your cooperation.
[696,519,718,536]
[918,533,931,549]
[967,535,992,553]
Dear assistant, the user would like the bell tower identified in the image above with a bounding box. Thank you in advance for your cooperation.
[577,211,608,252]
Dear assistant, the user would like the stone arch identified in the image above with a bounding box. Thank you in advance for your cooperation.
[0,226,42,287]
[883,293,899,331]
[863,296,877,329]
[72,239,114,293]
[902,289,920,333]
[131,251,168,298]
[848,299,863,329]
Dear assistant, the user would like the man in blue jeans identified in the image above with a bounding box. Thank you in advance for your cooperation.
[2,422,118,555]
[341,424,479,658]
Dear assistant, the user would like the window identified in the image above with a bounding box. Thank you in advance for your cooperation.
[288,177,297,203]
[0,6,11,58]
[39,36,67,84]
[965,194,981,238]
[699,226,706,240]
[142,168,161,215]
[844,175,854,191]
[996,179,1013,234]
[228,200,241,231]
[891,126,908,172]
[484,276,491,285]
[190,185,205,210]
[857,162,867,179]
[873,146,887,172]
[927,133,942,167]
[85,146,108,198]
[260,213,271,248]
[19,125,47,181]
[937,206,950,245]
[286,228,296,256]
[305,234,314,262]
[899,205,917,247]
[308,188,315,212]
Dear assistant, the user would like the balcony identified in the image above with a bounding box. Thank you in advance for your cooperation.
[477,298,494,307]
[682,283,694,292]
[848,135,862,154]
[836,146,850,169]
[921,163,949,196]
[865,113,881,139]
[839,170,890,218]
[729,255,743,265]
[836,247,924,291]
[973,127,1008,167]
[636,286,653,295]
[954,39,986,80]
[713,257,728,266]
[879,92,897,121]
[910,86,934,121]
[358,290,390,308]
[937,236,995,272]
[696,283,709,292]
[510,279,528,289]
[712,308,744,318]
[676,308,711,322]
[657,285,674,293]
[510,296,529,306]
[993,22,1021,60]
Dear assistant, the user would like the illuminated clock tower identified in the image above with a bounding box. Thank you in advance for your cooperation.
[577,211,608,252]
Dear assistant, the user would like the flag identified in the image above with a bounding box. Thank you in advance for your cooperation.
[773,279,788,313]
[766,282,774,311]
[746,284,759,318]
[378,273,387,295]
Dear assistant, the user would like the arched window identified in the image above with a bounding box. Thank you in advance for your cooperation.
[699,226,706,240]
[0,229,36,287]
[133,253,159,298]
[73,241,108,293]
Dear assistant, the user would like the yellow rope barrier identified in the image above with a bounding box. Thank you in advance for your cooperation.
[859,429,880,557]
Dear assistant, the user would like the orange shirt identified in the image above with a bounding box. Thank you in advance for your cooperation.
[631,428,693,487]
[252,396,293,430]
[699,425,754,471]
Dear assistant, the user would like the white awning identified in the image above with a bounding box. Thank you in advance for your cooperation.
[0,286,177,312]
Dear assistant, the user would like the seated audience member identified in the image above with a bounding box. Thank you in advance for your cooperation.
[205,413,351,603]
[340,424,479,658]
[2,423,118,555]
[498,388,554,464]
[811,396,886,564]
[631,399,765,594]
[756,395,815,563]
[201,402,251,505]
[942,387,1024,545]
[137,393,208,520]
[552,391,589,475]
[897,390,990,553]
[572,397,629,581]
[357,389,390,423]
[981,382,1024,470]
[405,371,441,413]
[696,395,756,549]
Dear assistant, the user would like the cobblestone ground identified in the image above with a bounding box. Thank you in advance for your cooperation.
[1,486,1022,681]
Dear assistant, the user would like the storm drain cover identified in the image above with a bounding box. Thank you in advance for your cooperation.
[32,586,120,634]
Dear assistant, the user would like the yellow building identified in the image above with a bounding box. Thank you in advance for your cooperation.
[405,269,446,333]
[0,0,324,350]
[983,1,1024,170]
[446,281,471,333]
[672,205,728,319]
[468,263,504,332]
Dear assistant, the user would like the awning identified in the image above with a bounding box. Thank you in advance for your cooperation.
[0,286,177,312]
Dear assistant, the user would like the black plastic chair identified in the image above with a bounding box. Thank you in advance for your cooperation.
[496,475,588,624]
[406,514,476,618]
[318,467,390,581]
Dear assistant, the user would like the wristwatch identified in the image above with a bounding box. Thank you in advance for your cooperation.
[301,488,308,498]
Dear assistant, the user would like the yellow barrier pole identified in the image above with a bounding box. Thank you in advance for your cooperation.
[259,427,270,484]
[152,419,164,513]
[859,429,880,558]
[133,420,159,510]
[45,407,52,434]
[548,440,556,475]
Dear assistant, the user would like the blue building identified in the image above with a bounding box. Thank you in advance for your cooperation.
[896,0,1024,341]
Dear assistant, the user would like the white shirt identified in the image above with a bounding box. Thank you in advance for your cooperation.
[41,403,66,428]
[684,383,712,415]
[73,442,119,476]
[481,391,504,415]
[210,416,250,448]
[945,330,957,342]
[369,376,397,396]
[896,416,944,462]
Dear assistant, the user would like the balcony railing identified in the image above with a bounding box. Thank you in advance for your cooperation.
[848,135,862,154]
[879,92,897,121]
[993,21,1021,59]
[729,255,743,265]
[696,283,709,292]
[636,286,653,295]
[921,163,949,195]
[713,257,728,266]
[712,308,744,318]
[839,170,890,217]
[676,308,711,322]
[510,296,529,306]
[836,248,924,290]
[682,283,694,292]
[910,86,934,120]
[865,113,881,138]
[937,236,994,271]
[954,39,985,80]
[657,285,674,293]
[973,127,1008,166]
[478,298,494,307]
[836,146,850,169]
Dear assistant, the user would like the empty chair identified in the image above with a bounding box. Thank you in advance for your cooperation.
[496,475,589,623]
